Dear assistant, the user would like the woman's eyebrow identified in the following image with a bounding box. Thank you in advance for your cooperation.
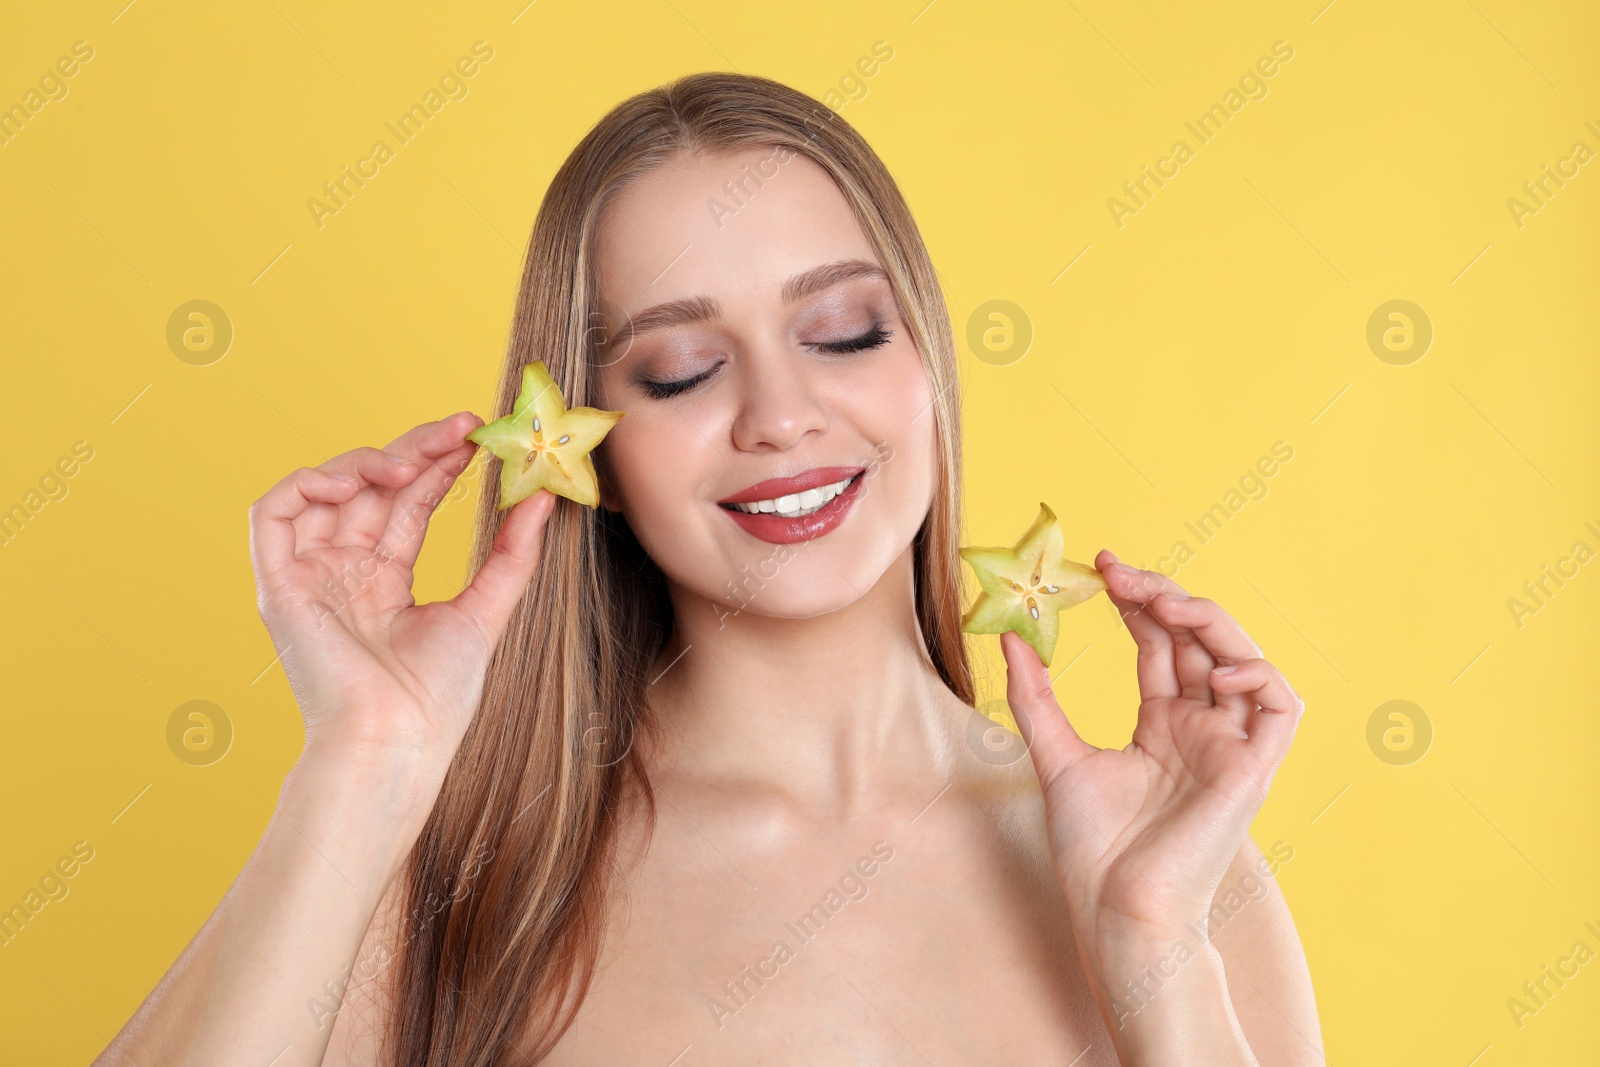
[609,258,888,348]
[780,258,887,304]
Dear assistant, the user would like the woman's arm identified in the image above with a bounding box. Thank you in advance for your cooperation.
[1071,836,1322,1065]
[96,744,442,1067]
[1212,836,1323,1064]
[1000,552,1315,1065]
[94,413,554,1067]
[321,863,408,1066]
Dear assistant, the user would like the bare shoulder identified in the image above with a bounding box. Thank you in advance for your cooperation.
[321,875,408,1067]
[948,703,1321,1064]
[939,702,1081,941]
[946,704,1059,869]
[1209,835,1324,1064]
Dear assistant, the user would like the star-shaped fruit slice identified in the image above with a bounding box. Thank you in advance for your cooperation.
[467,360,624,508]
[960,502,1107,666]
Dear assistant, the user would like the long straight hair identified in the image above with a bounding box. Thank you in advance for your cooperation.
[389,71,973,1065]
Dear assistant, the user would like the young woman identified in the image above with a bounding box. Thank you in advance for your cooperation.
[101,72,1319,1066]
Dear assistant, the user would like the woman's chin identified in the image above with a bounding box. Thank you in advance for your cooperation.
[700,563,898,625]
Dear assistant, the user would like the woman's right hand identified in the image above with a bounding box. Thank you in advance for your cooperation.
[248,411,555,771]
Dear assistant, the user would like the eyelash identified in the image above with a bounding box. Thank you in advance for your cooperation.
[638,323,894,400]
[641,366,719,400]
[813,322,893,354]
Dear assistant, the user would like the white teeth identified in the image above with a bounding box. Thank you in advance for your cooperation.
[731,475,855,517]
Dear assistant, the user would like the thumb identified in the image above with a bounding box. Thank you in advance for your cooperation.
[1001,632,1096,784]
[453,490,557,645]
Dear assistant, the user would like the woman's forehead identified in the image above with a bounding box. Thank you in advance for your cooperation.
[593,147,878,319]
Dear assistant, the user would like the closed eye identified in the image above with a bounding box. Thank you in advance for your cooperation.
[639,361,722,400]
[810,323,892,354]
[636,323,893,399]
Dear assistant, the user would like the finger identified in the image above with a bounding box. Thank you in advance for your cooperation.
[382,441,480,569]
[382,410,482,460]
[1139,591,1209,710]
[1096,550,1180,701]
[249,467,364,580]
[381,413,486,566]
[309,447,423,550]
[321,444,421,485]
[1000,631,1095,786]
[309,415,482,556]
[1143,592,1265,713]
[294,447,420,554]
[1098,550,1192,603]
[1213,658,1306,770]
[1144,593,1263,664]
[451,490,557,646]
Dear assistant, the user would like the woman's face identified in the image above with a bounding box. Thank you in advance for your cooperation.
[591,145,938,620]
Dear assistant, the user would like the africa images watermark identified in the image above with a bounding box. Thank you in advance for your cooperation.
[1505,118,1600,231]
[1107,39,1296,229]
[819,40,894,113]
[1504,918,1600,1032]
[1504,519,1599,631]
[702,50,894,233]
[706,142,806,230]
[0,40,95,148]
[1153,439,1294,579]
[705,840,896,1031]
[0,840,96,949]
[305,41,496,230]
[1108,838,1295,1030]
[308,450,484,630]
[306,837,497,1029]
[0,440,96,549]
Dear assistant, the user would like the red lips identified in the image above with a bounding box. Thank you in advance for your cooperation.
[717,466,867,544]
[718,466,865,506]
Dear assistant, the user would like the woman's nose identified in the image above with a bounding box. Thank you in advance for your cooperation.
[729,351,831,453]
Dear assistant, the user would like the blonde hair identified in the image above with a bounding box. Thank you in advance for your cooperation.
[390,70,973,1064]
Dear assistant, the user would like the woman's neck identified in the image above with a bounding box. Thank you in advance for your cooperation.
[642,545,963,818]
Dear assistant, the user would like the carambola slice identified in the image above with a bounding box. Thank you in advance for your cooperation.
[468,360,624,509]
[960,502,1107,666]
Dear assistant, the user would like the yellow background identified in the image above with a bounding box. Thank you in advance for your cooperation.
[3,0,1597,1062]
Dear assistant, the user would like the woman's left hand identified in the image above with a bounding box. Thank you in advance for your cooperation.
[1000,551,1305,1042]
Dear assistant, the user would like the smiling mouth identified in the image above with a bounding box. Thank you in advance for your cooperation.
[720,472,863,518]
[715,465,871,544]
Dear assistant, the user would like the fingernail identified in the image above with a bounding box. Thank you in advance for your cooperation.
[1163,589,1190,601]
[1213,664,1238,675]
[386,452,413,464]
[1113,561,1141,577]
[329,472,355,483]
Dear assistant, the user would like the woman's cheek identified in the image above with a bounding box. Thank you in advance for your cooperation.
[604,418,668,515]
[844,333,929,416]
[608,413,708,533]
[844,344,934,457]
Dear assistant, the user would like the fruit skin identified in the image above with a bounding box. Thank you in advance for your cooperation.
[959,502,1107,666]
[467,361,624,509]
